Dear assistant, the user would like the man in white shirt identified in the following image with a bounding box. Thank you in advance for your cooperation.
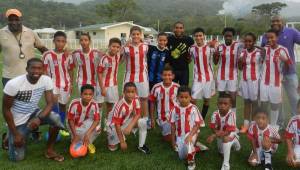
[3,58,64,162]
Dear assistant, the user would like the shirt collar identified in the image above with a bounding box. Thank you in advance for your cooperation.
[3,25,28,33]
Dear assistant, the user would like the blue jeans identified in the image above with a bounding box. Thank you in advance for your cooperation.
[8,109,57,161]
[283,74,299,115]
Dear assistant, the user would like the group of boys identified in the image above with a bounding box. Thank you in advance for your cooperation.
[3,21,300,170]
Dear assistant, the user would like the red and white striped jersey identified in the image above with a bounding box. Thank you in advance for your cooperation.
[169,104,204,137]
[240,48,263,81]
[107,97,141,126]
[72,49,101,87]
[285,115,300,145]
[98,54,120,87]
[122,43,149,83]
[149,82,180,122]
[67,98,100,127]
[261,45,291,87]
[189,44,214,82]
[216,42,242,80]
[209,110,237,132]
[42,50,74,91]
[248,122,280,148]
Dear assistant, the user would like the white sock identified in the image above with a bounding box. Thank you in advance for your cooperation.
[232,108,237,114]
[222,141,233,167]
[138,117,148,147]
[264,149,272,164]
[270,110,279,126]
[244,120,250,126]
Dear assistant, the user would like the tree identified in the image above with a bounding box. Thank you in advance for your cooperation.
[96,0,138,21]
[252,2,287,16]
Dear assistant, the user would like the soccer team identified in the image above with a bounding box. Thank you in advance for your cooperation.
[2,14,300,170]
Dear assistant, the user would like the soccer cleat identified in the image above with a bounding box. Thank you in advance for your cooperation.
[187,160,196,170]
[221,164,230,170]
[196,141,209,151]
[239,125,249,133]
[59,130,70,137]
[88,143,96,154]
[138,145,151,154]
[264,163,273,170]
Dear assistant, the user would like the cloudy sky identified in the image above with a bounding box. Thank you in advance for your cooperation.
[47,0,300,17]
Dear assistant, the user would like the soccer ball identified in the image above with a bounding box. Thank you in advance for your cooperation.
[69,141,88,158]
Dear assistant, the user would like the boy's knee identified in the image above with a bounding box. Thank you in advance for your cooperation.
[138,118,147,131]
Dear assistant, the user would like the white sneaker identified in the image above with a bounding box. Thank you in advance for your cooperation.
[221,164,230,170]
[196,141,209,151]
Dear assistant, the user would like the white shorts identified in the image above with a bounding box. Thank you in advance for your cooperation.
[191,81,215,99]
[78,84,102,103]
[157,119,171,136]
[53,87,70,105]
[131,82,149,98]
[98,86,119,104]
[217,79,237,92]
[240,80,259,101]
[68,119,100,144]
[260,83,282,104]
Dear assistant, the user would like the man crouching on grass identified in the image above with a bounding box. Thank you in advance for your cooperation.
[2,58,64,162]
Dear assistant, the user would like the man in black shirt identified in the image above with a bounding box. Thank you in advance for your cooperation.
[167,21,194,86]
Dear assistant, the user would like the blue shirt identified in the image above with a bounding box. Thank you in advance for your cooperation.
[147,45,170,84]
[261,27,300,75]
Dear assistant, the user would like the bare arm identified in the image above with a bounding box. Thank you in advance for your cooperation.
[171,123,176,149]
[115,124,125,143]
[68,119,77,137]
[39,90,54,118]
[3,94,18,136]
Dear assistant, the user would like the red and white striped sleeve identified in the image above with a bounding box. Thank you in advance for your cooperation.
[67,100,79,120]
[247,123,255,140]
[285,118,296,139]
[224,112,236,132]
[209,112,217,129]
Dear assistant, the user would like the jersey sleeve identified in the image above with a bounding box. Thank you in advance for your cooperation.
[42,53,50,74]
[247,123,255,140]
[148,86,157,102]
[3,80,18,96]
[285,119,296,139]
[224,112,236,132]
[68,55,75,70]
[98,57,105,73]
[192,106,204,127]
[111,102,124,125]
[67,101,77,120]
[279,48,292,64]
[169,108,176,124]
[209,112,217,129]
[93,103,101,121]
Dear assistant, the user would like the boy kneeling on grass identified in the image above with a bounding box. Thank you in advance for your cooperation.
[106,82,150,154]
[285,100,300,168]
[247,108,281,170]
[67,84,101,154]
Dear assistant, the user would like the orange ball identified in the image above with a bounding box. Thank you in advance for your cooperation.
[69,142,87,158]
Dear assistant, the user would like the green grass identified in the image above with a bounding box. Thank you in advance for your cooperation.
[0,54,298,170]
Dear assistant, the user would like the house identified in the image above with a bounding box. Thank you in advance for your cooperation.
[33,28,59,39]
[67,21,158,44]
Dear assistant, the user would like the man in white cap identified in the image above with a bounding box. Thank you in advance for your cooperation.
[0,8,48,150]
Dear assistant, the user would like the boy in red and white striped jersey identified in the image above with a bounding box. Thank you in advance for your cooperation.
[260,29,291,126]
[247,108,281,170]
[121,26,149,134]
[98,38,121,120]
[149,66,179,142]
[190,28,215,120]
[207,93,241,170]
[238,33,265,133]
[67,84,101,154]
[106,82,150,154]
[72,33,103,105]
[170,86,204,170]
[285,100,300,168]
[213,27,243,116]
[42,31,74,136]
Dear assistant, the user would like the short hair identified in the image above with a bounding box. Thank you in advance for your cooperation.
[27,58,43,67]
[266,29,278,36]
[177,86,191,96]
[80,32,91,41]
[162,65,174,73]
[109,37,121,46]
[244,32,257,42]
[130,26,142,34]
[193,27,205,35]
[53,31,66,39]
[222,27,236,36]
[123,82,137,91]
[80,84,94,94]
[218,92,232,104]
[157,32,168,38]
[254,107,269,117]
[174,21,184,28]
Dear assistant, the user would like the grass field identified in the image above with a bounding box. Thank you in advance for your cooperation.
[0,54,298,170]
